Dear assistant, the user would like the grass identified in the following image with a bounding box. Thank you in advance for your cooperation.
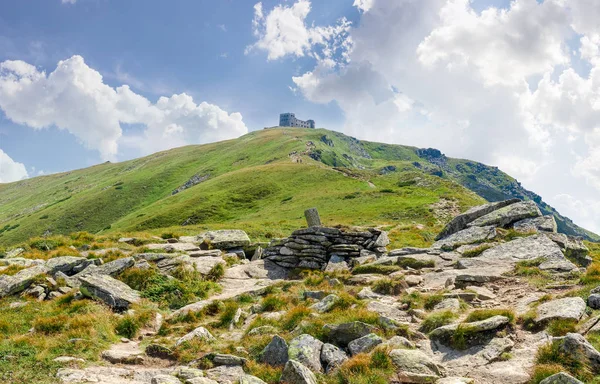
[533,340,594,383]
[352,265,401,275]
[0,264,28,276]
[397,258,435,269]
[461,243,493,258]
[419,310,456,333]
[372,278,405,295]
[465,309,516,324]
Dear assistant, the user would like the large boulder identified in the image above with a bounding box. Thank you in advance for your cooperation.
[389,348,444,383]
[157,255,225,276]
[535,297,586,324]
[79,274,140,310]
[429,315,510,348]
[436,199,520,240]
[280,360,317,384]
[468,200,541,228]
[433,226,496,249]
[288,334,323,372]
[456,235,577,273]
[199,230,251,250]
[259,335,289,366]
[323,321,376,346]
[545,233,591,266]
[45,256,93,275]
[320,343,347,373]
[539,372,583,384]
[0,265,49,297]
[175,326,215,347]
[513,215,557,233]
[557,333,600,372]
[310,294,340,313]
[92,257,135,276]
[348,333,383,356]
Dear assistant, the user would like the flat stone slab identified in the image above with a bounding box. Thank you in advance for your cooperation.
[0,265,49,297]
[535,297,586,324]
[199,230,251,249]
[79,274,141,310]
[434,226,497,249]
[146,243,200,252]
[57,367,175,384]
[468,200,541,228]
[513,215,557,233]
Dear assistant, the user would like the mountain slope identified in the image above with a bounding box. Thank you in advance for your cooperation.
[0,128,596,247]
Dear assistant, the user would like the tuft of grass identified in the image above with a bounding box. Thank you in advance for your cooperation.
[465,309,515,324]
[534,341,594,382]
[397,258,435,269]
[282,306,312,331]
[114,315,139,339]
[461,244,493,258]
[352,264,401,275]
[423,293,444,310]
[260,295,287,312]
[546,319,578,337]
[206,263,225,281]
[0,264,28,276]
[372,278,405,296]
[419,310,456,333]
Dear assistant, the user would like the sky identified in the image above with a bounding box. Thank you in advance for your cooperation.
[1,0,600,234]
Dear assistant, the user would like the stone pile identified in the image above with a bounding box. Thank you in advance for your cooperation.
[263,226,389,270]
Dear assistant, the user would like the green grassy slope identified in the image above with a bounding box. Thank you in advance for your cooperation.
[0,128,596,247]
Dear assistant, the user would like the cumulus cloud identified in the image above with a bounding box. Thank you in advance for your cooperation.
[353,0,374,13]
[0,56,248,161]
[0,149,28,183]
[253,0,600,234]
[247,1,352,65]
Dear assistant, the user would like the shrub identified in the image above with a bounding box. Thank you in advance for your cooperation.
[160,232,179,240]
[29,238,63,251]
[401,291,424,309]
[529,364,565,384]
[206,263,225,281]
[115,315,139,339]
[465,309,516,324]
[546,319,578,336]
[423,293,444,310]
[372,278,405,295]
[282,306,311,331]
[261,295,287,312]
[419,310,456,333]
[216,302,240,328]
[397,258,435,269]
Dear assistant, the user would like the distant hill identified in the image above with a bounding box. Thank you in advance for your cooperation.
[0,127,596,247]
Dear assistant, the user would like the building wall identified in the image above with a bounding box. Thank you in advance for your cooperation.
[279,113,315,128]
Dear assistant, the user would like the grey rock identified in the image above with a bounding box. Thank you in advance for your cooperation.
[101,349,144,364]
[348,333,383,356]
[212,353,246,366]
[320,343,347,373]
[303,290,328,300]
[172,366,205,381]
[91,257,135,276]
[239,375,267,384]
[199,230,251,249]
[151,375,181,384]
[288,334,323,372]
[436,378,475,384]
[558,333,600,372]
[535,297,586,324]
[480,337,514,362]
[259,335,289,366]
[429,316,510,348]
[175,326,215,347]
[589,294,600,309]
[384,336,415,349]
[280,360,318,384]
[433,226,497,249]
[187,378,218,384]
[433,298,461,311]
[53,356,85,364]
[513,215,557,233]
[310,294,340,313]
[374,231,390,247]
[205,365,245,384]
[389,348,444,383]
[145,344,175,360]
[325,256,349,273]
[79,274,140,310]
[436,199,520,240]
[0,265,49,297]
[468,200,541,228]
[45,257,92,275]
[6,247,25,258]
[323,321,376,346]
[539,372,583,384]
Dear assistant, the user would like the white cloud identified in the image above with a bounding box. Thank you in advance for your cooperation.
[353,0,374,13]
[0,55,248,161]
[254,0,600,234]
[61,0,77,4]
[247,1,352,65]
[0,149,28,183]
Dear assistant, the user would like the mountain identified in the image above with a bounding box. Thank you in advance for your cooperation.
[0,127,596,248]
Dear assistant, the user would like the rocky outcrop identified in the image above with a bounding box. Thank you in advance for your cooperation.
[264,227,388,270]
[467,200,541,228]
[513,215,557,233]
[79,274,141,310]
[433,226,496,249]
[429,316,511,348]
[0,265,48,297]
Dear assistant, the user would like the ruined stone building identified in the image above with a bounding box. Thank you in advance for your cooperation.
[279,113,315,128]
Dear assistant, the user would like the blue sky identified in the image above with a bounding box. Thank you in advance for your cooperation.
[2,0,600,234]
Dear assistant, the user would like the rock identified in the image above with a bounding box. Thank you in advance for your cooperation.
[384,336,415,349]
[557,333,600,372]
[405,275,423,286]
[212,354,247,366]
[457,235,577,273]
[589,294,600,309]
[45,257,93,275]
[480,337,514,362]
[101,349,144,364]
[9,301,27,309]
[429,316,510,348]
[304,208,322,227]
[280,360,318,384]
[175,326,215,347]
[320,343,347,373]
[468,200,541,228]
[187,379,218,384]
[374,231,390,247]
[248,325,278,336]
[433,226,497,249]
[325,256,349,273]
[172,366,204,381]
[288,334,323,372]
[303,290,328,300]
[92,257,135,276]
[53,356,85,363]
[357,287,381,299]
[259,335,289,366]
[0,265,49,297]
[0,257,44,267]
[348,333,383,356]
[389,348,444,383]
[205,365,245,384]
[5,247,25,258]
[535,297,586,324]
[310,294,340,313]
[323,321,376,346]
[464,285,496,300]
[435,199,520,240]
[151,375,181,384]
[436,378,475,384]
[145,344,175,360]
[157,255,225,276]
[539,372,583,384]
[513,215,557,233]
[434,298,461,311]
[79,274,140,310]
[239,375,267,384]
[199,230,251,249]
[146,243,200,252]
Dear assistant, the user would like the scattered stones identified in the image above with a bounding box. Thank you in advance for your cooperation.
[0,265,49,297]
[535,297,586,324]
[101,349,144,365]
[79,274,140,310]
[280,360,318,384]
[259,335,289,366]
